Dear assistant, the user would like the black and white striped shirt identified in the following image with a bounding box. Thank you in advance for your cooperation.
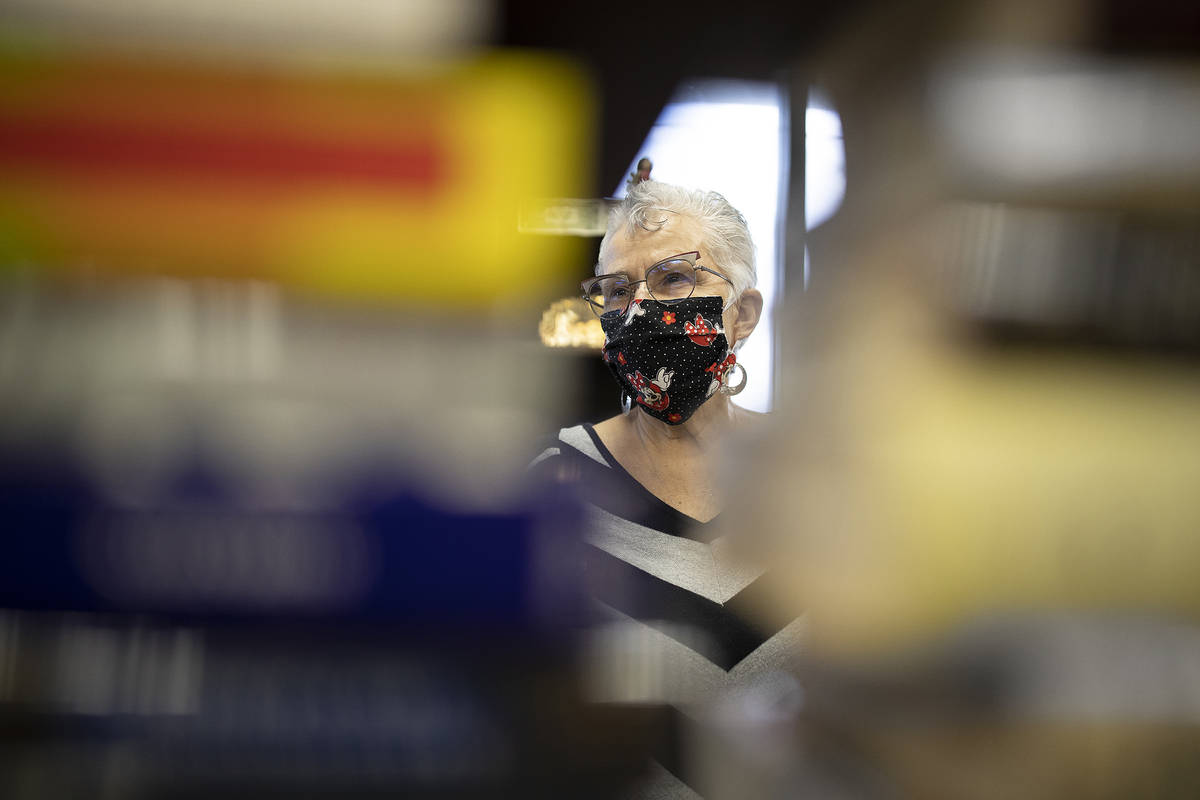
[531,424,805,798]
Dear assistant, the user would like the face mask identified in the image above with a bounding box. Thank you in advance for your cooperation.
[600,295,738,425]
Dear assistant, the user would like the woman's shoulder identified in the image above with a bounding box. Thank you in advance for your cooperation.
[528,422,618,487]
[528,422,615,474]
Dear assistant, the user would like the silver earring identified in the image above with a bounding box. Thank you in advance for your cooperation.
[620,391,633,413]
[718,362,747,395]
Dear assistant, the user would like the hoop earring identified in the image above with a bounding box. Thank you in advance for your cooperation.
[718,363,747,395]
[620,391,634,413]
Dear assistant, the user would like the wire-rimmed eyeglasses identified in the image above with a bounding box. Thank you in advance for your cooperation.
[581,251,735,318]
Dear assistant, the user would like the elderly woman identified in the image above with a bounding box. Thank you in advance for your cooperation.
[536,180,764,512]
[531,181,804,799]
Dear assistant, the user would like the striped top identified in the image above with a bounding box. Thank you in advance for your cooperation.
[530,424,805,798]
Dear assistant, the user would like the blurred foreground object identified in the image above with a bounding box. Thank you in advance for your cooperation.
[0,0,492,59]
[0,4,664,798]
[712,0,1200,797]
[0,477,653,798]
[0,8,588,307]
[0,0,595,500]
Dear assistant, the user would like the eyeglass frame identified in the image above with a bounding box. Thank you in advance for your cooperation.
[580,251,736,318]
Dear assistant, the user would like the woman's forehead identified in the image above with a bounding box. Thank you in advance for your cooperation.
[598,215,705,274]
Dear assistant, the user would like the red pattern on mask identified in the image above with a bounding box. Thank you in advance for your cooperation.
[684,314,720,346]
[626,369,670,411]
[705,353,737,382]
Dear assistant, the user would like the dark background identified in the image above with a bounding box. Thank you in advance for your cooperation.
[499,0,857,197]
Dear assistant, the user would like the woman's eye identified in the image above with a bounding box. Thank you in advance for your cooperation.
[609,287,629,298]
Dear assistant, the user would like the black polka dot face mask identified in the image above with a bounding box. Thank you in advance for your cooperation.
[600,295,738,425]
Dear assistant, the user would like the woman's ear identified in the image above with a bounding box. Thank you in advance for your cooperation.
[730,288,763,347]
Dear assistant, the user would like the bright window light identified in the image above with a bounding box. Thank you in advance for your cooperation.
[804,90,846,288]
[805,90,845,233]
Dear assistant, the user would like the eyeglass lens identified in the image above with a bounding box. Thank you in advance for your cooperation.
[586,258,697,316]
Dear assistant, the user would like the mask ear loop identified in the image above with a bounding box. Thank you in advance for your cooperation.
[723,290,742,352]
[721,292,749,394]
[718,362,747,395]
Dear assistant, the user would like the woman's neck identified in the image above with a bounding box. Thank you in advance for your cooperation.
[626,394,742,451]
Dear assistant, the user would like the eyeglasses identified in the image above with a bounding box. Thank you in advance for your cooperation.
[581,251,735,318]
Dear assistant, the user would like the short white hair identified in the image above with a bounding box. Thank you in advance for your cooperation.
[601,181,757,298]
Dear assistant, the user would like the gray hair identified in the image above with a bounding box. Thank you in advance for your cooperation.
[601,181,757,298]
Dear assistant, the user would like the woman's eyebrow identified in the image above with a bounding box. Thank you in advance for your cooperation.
[601,262,656,280]
[593,268,633,279]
